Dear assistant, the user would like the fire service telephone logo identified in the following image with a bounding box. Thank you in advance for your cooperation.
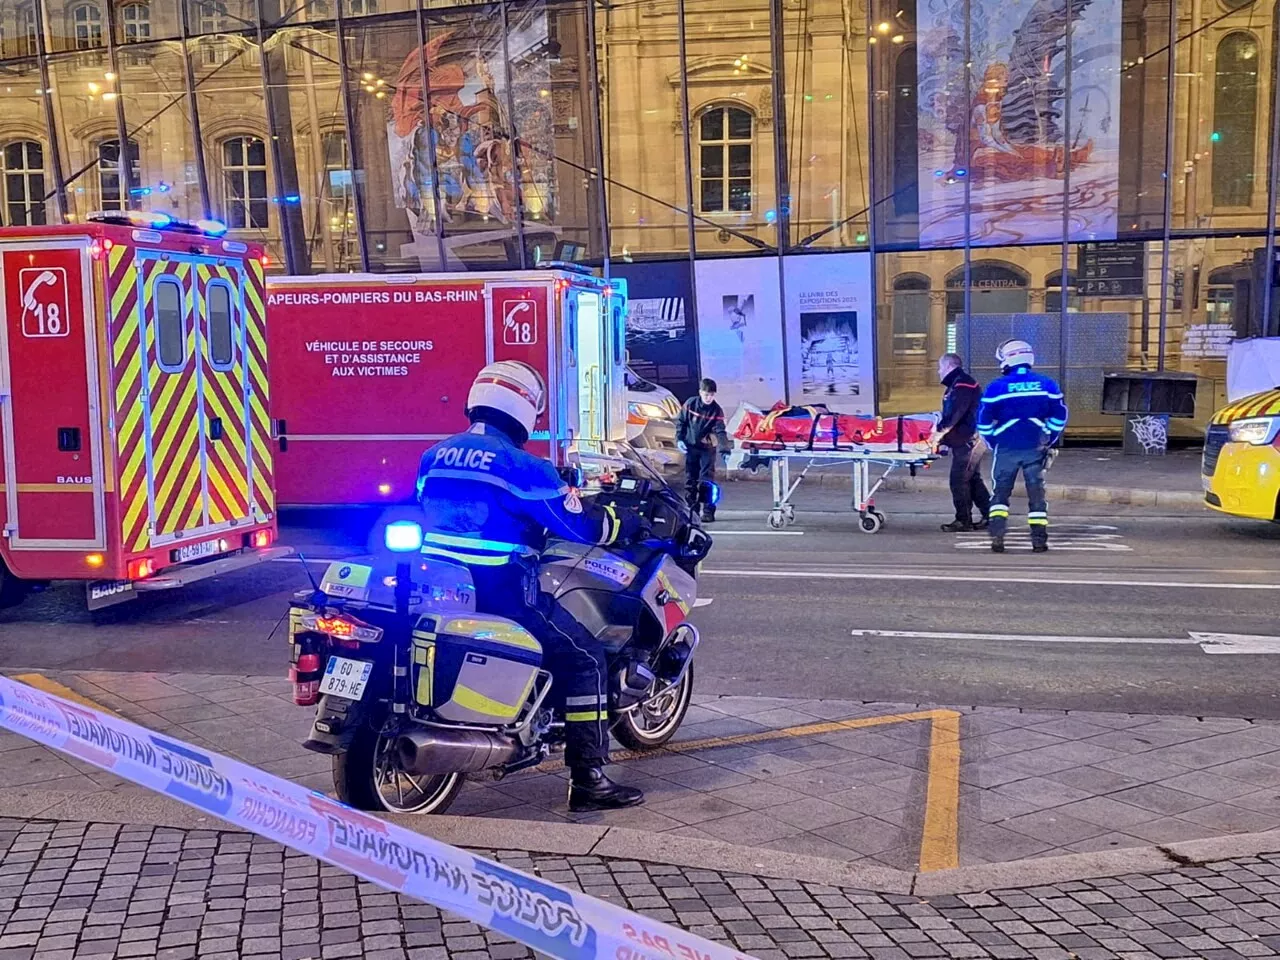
[20,267,70,338]
[502,298,538,346]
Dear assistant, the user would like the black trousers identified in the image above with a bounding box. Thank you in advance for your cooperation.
[684,446,716,516]
[474,570,609,768]
[948,440,991,524]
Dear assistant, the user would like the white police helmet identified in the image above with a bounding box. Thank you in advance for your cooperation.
[467,360,546,433]
[995,339,1035,369]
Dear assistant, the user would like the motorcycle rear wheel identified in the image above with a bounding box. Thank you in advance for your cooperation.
[334,722,465,815]
[612,663,695,751]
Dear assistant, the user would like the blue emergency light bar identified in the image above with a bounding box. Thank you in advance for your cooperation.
[87,209,230,238]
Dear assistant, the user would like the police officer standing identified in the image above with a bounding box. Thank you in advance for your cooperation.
[976,340,1068,553]
[932,353,991,532]
[416,360,646,812]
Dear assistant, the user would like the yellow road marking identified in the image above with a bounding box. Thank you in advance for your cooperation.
[546,708,963,872]
[12,674,119,717]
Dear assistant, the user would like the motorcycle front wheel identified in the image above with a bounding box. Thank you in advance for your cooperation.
[612,662,695,751]
[334,722,465,815]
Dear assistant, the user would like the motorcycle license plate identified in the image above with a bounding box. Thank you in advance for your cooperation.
[319,657,373,701]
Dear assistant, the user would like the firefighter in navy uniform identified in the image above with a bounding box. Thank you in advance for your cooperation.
[416,360,646,812]
[676,378,730,522]
[976,340,1068,554]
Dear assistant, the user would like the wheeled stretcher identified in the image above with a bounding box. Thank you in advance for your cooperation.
[731,404,939,532]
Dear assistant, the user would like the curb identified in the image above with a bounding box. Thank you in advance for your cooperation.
[4,785,1277,896]
[723,468,1206,509]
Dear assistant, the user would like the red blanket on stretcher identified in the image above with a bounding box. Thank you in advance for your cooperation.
[733,403,935,453]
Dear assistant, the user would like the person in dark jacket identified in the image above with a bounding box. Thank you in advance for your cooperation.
[932,353,992,532]
[675,378,729,522]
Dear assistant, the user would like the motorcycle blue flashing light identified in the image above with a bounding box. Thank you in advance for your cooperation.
[705,481,722,505]
[385,520,424,553]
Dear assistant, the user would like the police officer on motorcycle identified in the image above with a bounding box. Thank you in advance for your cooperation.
[415,360,646,812]
[976,340,1068,554]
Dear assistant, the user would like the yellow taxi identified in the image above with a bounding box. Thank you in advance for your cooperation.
[1203,387,1280,521]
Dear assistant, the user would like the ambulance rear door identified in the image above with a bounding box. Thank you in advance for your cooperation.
[0,237,107,552]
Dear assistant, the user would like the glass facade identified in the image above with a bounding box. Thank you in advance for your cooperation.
[0,0,1276,428]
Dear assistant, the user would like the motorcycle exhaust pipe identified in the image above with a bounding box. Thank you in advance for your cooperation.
[396,728,522,776]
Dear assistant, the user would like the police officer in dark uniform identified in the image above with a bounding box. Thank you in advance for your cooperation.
[976,340,1069,554]
[416,360,645,812]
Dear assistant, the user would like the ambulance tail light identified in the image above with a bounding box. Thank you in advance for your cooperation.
[88,238,113,260]
[128,558,156,580]
[247,529,273,549]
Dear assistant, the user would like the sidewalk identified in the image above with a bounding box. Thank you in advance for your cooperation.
[727,447,1205,509]
[5,816,1280,960]
[9,674,1280,874]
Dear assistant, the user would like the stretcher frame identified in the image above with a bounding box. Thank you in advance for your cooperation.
[739,448,937,533]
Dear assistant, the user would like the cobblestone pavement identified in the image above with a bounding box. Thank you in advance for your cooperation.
[10,673,1280,870]
[7,818,1280,960]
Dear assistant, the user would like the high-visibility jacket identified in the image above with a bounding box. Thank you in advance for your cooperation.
[976,365,1068,451]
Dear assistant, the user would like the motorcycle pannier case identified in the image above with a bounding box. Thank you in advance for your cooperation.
[411,615,543,725]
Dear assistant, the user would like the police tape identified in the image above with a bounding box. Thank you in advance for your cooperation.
[0,676,758,960]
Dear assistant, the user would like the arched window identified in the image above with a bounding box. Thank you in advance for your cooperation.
[3,141,45,226]
[697,105,752,213]
[1212,32,1259,207]
[16,3,37,55]
[220,135,268,229]
[1045,269,1078,312]
[892,47,918,216]
[891,273,929,357]
[120,3,151,42]
[97,138,140,210]
[71,3,104,49]
[321,130,356,265]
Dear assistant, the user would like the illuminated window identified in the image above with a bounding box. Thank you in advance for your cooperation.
[3,141,45,226]
[71,3,103,49]
[1212,32,1259,207]
[697,106,753,213]
[220,135,269,229]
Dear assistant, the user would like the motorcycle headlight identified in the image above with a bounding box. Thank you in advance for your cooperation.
[1227,416,1280,446]
[629,401,669,421]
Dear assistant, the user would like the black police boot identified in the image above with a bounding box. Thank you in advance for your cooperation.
[973,517,989,530]
[1032,538,1049,553]
[568,766,645,812]
[940,520,974,532]
[990,535,1005,553]
[701,507,716,523]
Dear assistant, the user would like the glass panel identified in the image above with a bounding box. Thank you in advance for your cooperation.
[0,63,53,224]
[870,0,918,246]
[1117,0,1172,236]
[155,278,186,368]
[876,250,950,414]
[727,143,750,178]
[116,41,203,219]
[700,144,723,179]
[194,28,289,265]
[596,0,689,260]
[687,0,775,254]
[208,283,233,365]
[700,179,723,212]
[786,0,871,250]
[48,2,107,53]
[47,52,120,220]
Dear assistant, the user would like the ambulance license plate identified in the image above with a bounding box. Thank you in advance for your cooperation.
[173,539,221,563]
[319,657,373,701]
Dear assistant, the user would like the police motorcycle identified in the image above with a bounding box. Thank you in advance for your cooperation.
[286,447,715,814]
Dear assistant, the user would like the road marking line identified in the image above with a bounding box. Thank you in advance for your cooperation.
[555,709,962,872]
[703,568,1280,591]
[713,531,805,536]
[12,674,119,717]
[849,628,1280,655]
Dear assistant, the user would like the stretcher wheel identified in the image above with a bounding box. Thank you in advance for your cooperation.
[782,504,796,524]
[871,509,886,527]
[768,510,786,529]
[858,512,883,534]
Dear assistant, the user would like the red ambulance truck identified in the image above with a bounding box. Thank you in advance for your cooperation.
[266,268,628,506]
[0,213,284,609]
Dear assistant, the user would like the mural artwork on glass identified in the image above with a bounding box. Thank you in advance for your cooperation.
[387,10,554,251]
[917,0,1121,246]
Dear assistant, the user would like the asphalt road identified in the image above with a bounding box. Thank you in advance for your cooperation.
[2,484,1279,717]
